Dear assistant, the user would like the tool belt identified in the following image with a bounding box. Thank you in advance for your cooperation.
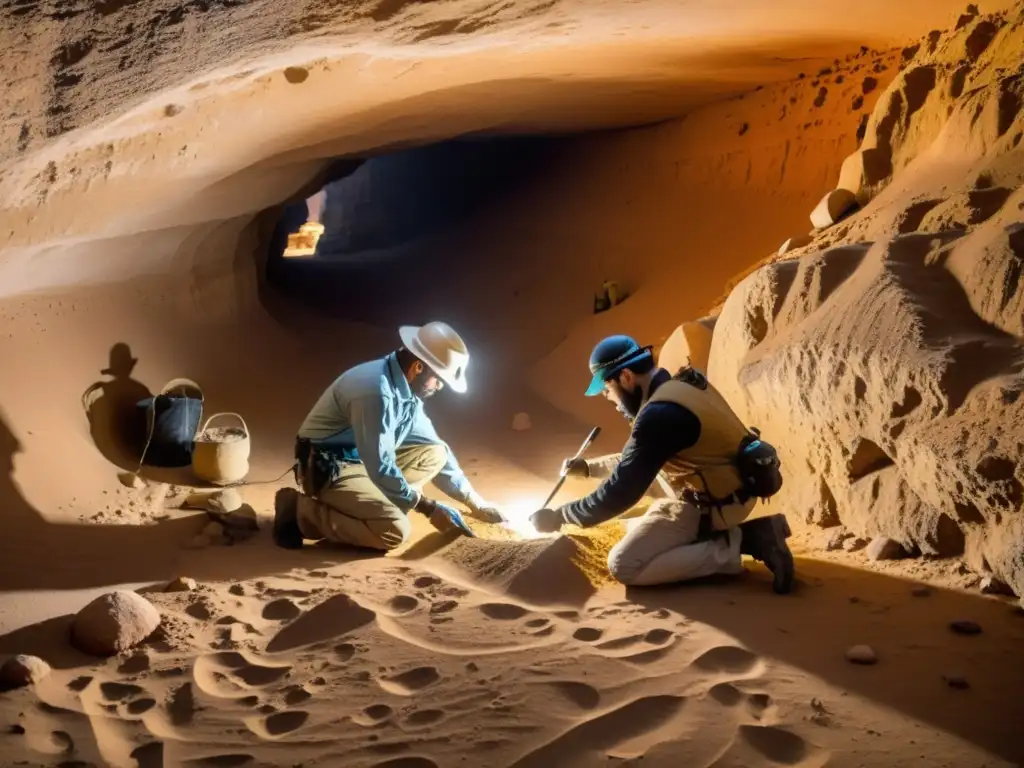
[293,437,342,498]
[683,487,753,512]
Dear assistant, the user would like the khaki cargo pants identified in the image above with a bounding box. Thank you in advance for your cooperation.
[606,497,753,586]
[295,444,446,551]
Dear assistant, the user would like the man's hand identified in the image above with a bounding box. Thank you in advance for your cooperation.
[416,496,475,537]
[530,508,565,534]
[467,502,506,524]
[560,457,589,478]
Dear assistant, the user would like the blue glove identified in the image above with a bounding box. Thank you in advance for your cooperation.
[417,497,476,538]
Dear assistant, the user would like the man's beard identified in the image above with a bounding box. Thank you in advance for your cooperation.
[616,383,644,421]
[411,372,441,399]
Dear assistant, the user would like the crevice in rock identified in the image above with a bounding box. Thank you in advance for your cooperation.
[889,385,923,418]
[847,438,895,482]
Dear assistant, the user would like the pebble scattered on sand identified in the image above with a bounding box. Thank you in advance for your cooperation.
[950,620,982,635]
[0,655,51,689]
[165,577,198,592]
[846,644,878,664]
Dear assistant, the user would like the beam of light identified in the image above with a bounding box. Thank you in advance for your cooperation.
[500,498,555,540]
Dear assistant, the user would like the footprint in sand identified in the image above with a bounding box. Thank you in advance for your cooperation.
[478,603,530,620]
[100,682,145,701]
[389,595,420,614]
[573,627,603,642]
[377,667,440,696]
[126,698,157,715]
[525,618,549,628]
[284,686,312,706]
[709,682,743,707]
[248,710,309,738]
[739,724,811,764]
[194,652,292,696]
[266,594,376,653]
[403,709,446,728]
[691,645,762,676]
[68,675,93,692]
[413,576,441,589]
[334,643,357,662]
[747,693,773,720]
[352,704,393,726]
[430,600,458,615]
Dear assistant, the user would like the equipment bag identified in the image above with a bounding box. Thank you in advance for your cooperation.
[736,428,783,499]
[136,378,204,468]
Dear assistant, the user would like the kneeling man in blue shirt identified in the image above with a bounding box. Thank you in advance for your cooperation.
[274,322,504,551]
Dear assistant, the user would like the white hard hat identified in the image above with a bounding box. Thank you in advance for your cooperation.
[399,322,470,393]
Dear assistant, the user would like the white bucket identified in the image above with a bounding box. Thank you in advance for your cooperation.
[192,412,250,486]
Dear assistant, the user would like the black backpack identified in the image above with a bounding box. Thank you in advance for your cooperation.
[136,379,204,468]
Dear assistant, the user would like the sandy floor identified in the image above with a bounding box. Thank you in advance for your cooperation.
[1,0,1023,766]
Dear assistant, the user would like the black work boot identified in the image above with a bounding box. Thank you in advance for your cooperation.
[739,514,795,594]
[273,488,304,549]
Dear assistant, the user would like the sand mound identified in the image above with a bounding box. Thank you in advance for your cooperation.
[706,6,1024,595]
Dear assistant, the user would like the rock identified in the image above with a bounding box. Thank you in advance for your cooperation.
[208,489,244,514]
[70,591,161,657]
[950,620,982,635]
[866,537,908,561]
[824,528,852,551]
[778,233,814,256]
[911,586,932,597]
[943,674,970,690]
[980,576,1014,596]
[229,584,246,597]
[843,537,869,553]
[657,317,716,373]
[165,577,198,593]
[845,645,877,665]
[511,412,531,431]
[809,189,857,228]
[0,655,51,689]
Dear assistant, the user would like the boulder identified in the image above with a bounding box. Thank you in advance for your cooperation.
[165,577,198,593]
[866,537,908,561]
[0,655,51,689]
[809,189,857,228]
[658,317,716,374]
[70,591,161,657]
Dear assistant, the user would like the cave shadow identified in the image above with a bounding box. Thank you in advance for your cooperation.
[623,557,1024,764]
[81,343,152,472]
[0,407,367,597]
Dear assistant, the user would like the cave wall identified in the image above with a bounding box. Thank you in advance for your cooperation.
[707,7,1024,593]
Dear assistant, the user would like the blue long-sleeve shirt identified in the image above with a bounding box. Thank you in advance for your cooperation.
[298,353,475,512]
[558,370,702,528]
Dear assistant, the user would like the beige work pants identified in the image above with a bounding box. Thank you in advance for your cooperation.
[607,498,752,586]
[295,444,446,551]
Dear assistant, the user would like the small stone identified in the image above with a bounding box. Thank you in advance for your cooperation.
[846,644,877,665]
[165,577,198,593]
[980,576,1013,596]
[950,620,982,635]
[866,537,907,561]
[843,537,869,552]
[0,655,51,689]
[824,528,852,551]
[911,586,932,597]
[71,591,161,657]
[229,584,246,597]
[511,412,532,431]
[943,674,969,690]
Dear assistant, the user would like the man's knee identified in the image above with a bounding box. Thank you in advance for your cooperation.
[607,542,644,586]
[372,514,412,551]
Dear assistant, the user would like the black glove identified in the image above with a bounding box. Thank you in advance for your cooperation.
[415,496,475,537]
[560,457,590,478]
